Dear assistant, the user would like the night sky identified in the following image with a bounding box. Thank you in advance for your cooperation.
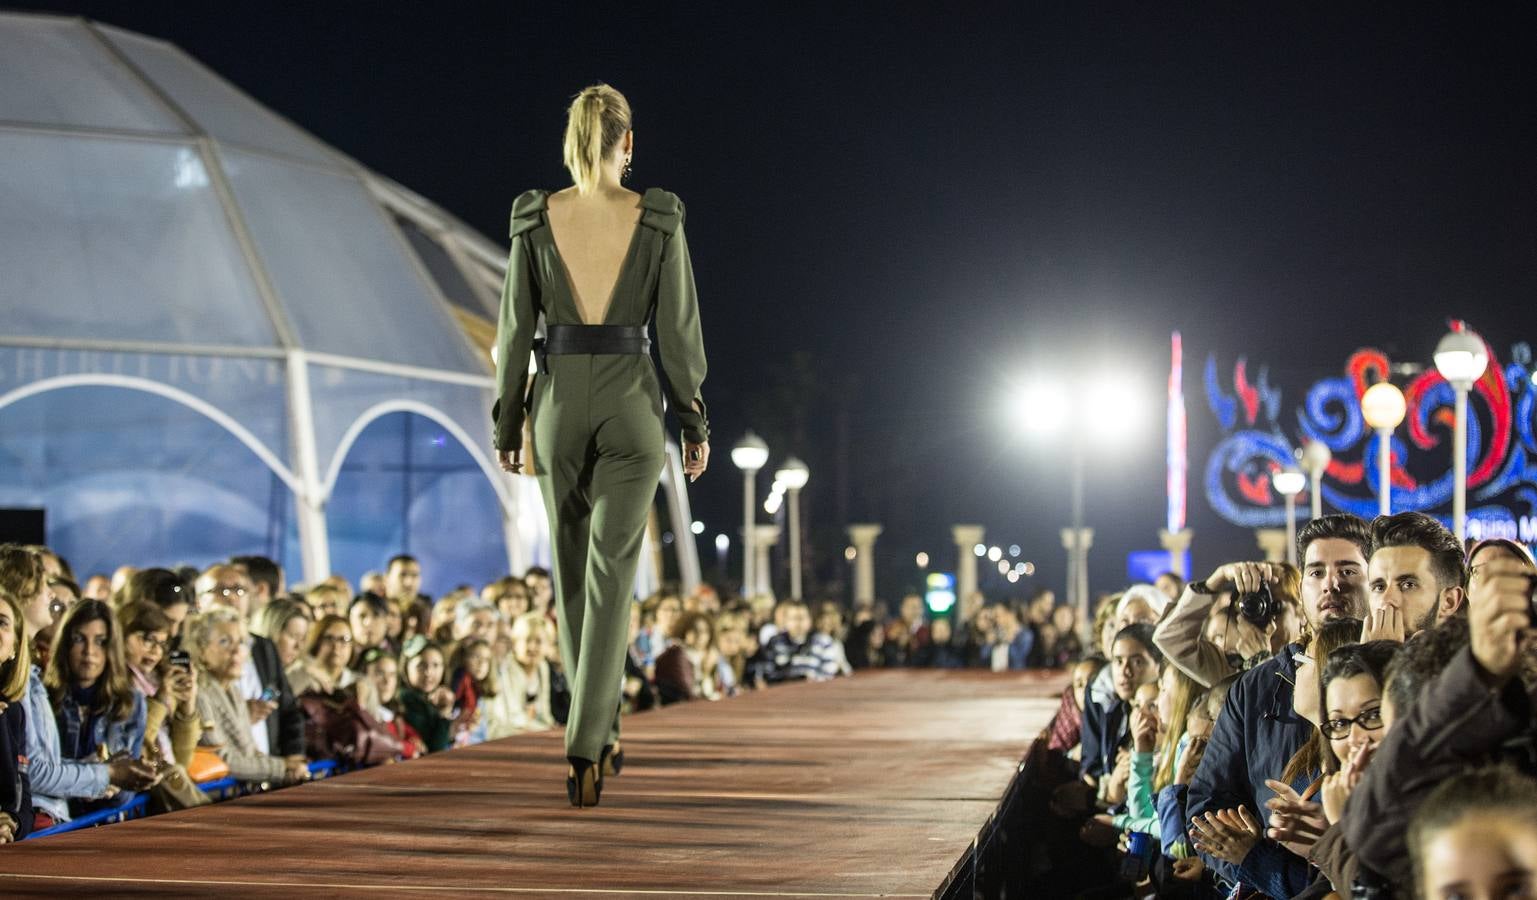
[25,2,1537,603]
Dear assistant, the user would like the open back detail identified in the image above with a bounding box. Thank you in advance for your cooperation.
[546,204,642,326]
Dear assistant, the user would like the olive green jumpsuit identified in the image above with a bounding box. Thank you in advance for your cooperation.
[492,187,708,764]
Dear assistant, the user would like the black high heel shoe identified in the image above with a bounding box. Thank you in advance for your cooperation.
[601,742,624,778]
[567,756,601,808]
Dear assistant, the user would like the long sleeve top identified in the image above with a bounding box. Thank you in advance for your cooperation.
[24,668,108,823]
[195,673,287,784]
[492,188,709,452]
[1111,749,1159,834]
[1152,585,1235,689]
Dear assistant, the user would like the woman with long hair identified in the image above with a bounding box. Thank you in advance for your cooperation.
[45,599,149,815]
[492,83,710,806]
[0,590,33,840]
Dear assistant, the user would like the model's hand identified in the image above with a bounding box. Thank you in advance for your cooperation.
[683,440,709,483]
[497,449,523,474]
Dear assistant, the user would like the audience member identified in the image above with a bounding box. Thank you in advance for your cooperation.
[230,555,284,620]
[655,611,722,703]
[1408,765,1537,900]
[384,555,431,639]
[0,589,32,841]
[287,615,357,696]
[763,600,844,683]
[114,568,192,640]
[498,613,558,734]
[185,607,307,786]
[44,599,149,815]
[119,601,198,770]
[1155,562,1301,688]
[355,648,425,759]
[1186,513,1370,896]
[303,581,348,622]
[348,593,392,661]
[398,637,456,752]
[5,545,155,830]
[1363,510,1469,642]
[913,617,965,668]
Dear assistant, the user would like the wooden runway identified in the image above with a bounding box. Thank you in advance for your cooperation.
[0,669,1067,898]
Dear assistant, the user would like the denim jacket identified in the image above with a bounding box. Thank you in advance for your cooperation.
[24,668,108,823]
[55,685,147,765]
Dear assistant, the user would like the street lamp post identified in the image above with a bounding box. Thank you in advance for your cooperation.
[1299,440,1332,521]
[731,431,769,597]
[1434,322,1489,543]
[1013,375,1139,646]
[775,456,810,600]
[1273,467,1307,566]
[1361,381,1407,516]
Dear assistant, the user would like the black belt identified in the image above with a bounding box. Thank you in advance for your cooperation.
[533,325,650,373]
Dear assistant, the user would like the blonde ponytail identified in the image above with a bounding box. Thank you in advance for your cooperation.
[562,84,632,195]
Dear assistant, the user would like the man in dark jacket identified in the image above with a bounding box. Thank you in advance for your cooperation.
[1186,514,1370,896]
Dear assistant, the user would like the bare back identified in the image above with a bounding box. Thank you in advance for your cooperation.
[545,187,644,326]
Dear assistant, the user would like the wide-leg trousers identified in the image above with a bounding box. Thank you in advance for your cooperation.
[531,353,664,763]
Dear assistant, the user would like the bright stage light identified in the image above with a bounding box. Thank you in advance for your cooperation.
[1012,383,1068,436]
[690,520,706,535]
[1085,375,1143,438]
[987,546,1003,562]
[915,551,930,567]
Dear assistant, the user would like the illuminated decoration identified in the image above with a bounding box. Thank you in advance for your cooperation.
[925,572,957,614]
[1203,339,1535,538]
[1167,332,1187,534]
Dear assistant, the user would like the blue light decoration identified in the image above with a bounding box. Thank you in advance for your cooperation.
[1204,340,1537,544]
[924,571,957,615]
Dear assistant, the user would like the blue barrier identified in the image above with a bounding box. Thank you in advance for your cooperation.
[24,759,350,839]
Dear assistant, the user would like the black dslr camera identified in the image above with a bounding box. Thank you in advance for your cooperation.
[1235,582,1280,629]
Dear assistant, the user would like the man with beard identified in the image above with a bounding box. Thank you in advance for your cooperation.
[1185,514,1370,897]
[1362,511,1467,641]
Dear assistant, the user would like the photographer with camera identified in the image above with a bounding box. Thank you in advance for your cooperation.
[1185,514,1371,897]
[1154,561,1300,689]
[1342,537,1537,894]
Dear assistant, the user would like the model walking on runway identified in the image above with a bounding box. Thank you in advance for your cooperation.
[492,83,710,807]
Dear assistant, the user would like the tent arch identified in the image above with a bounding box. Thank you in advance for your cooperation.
[320,399,512,514]
[0,374,303,497]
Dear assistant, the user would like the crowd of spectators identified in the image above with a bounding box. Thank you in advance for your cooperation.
[8,508,1535,899]
[1,541,1058,843]
[1027,511,1537,900]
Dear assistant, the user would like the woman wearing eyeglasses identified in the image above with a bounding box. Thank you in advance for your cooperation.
[286,615,357,698]
[120,601,199,770]
[44,599,150,815]
[187,607,308,786]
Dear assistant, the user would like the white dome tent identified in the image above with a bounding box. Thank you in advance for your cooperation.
[0,12,700,596]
